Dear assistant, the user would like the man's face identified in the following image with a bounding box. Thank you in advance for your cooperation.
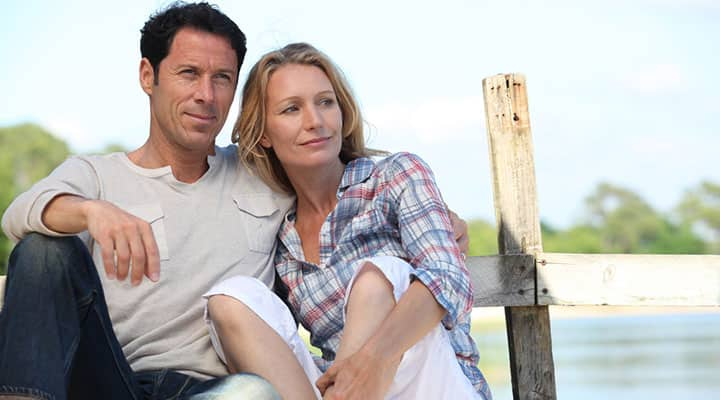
[140,27,238,154]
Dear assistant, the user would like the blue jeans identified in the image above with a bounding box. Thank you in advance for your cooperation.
[0,233,280,400]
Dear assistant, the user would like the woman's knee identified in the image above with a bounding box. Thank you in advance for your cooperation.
[348,262,395,306]
[207,295,253,331]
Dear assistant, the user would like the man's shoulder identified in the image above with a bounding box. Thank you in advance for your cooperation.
[52,152,126,174]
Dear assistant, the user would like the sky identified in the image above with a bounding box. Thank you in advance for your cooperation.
[1,0,718,227]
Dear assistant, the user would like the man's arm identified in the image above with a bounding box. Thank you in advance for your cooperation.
[1,156,159,285]
[42,195,160,285]
[447,208,469,255]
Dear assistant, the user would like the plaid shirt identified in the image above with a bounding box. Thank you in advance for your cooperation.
[275,153,491,398]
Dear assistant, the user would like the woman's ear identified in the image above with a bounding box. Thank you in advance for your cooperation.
[259,135,272,148]
[139,58,155,95]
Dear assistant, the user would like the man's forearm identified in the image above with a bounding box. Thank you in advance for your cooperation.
[42,194,91,234]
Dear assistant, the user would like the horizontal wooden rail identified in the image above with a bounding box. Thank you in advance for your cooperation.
[537,253,720,306]
[467,255,535,306]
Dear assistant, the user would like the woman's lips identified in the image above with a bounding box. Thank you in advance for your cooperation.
[301,137,330,145]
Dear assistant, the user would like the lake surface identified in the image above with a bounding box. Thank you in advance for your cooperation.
[472,311,720,400]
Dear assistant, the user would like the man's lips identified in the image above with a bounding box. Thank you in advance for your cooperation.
[185,112,216,122]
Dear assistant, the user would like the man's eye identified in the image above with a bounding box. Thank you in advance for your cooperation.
[180,69,197,76]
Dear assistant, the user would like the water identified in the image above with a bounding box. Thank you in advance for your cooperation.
[472,311,720,400]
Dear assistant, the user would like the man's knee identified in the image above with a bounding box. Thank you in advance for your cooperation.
[186,374,281,400]
[7,233,91,289]
[10,234,86,269]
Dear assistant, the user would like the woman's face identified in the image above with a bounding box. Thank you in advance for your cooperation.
[261,63,344,172]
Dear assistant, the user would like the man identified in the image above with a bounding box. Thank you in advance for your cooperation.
[0,3,286,399]
[0,2,469,400]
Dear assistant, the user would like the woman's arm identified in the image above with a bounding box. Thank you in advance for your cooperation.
[317,153,473,399]
[390,152,474,327]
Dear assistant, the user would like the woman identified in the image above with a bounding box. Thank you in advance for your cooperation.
[204,43,491,400]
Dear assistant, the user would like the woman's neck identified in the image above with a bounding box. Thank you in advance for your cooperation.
[288,158,346,219]
[286,158,346,264]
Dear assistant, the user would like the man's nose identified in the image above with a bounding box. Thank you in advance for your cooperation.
[194,76,215,103]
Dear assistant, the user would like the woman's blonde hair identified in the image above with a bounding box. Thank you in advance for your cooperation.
[231,42,382,194]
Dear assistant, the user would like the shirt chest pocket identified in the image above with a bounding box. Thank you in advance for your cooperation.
[233,194,281,254]
[121,203,170,261]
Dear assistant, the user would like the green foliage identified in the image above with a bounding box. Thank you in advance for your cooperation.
[98,143,129,154]
[468,182,710,256]
[542,224,605,253]
[0,124,71,274]
[467,219,498,256]
[676,181,720,252]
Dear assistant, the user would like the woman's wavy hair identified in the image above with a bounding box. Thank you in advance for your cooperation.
[232,42,383,194]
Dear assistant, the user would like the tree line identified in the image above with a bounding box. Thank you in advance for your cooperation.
[1,123,718,274]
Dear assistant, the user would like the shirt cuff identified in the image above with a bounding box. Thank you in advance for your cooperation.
[410,263,470,329]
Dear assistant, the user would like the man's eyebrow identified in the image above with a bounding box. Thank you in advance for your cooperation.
[216,67,237,76]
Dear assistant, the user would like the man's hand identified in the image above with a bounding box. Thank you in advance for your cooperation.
[84,200,161,285]
[447,208,469,256]
[43,195,160,285]
[316,350,397,400]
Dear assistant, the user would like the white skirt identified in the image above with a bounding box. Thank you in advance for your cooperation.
[204,256,483,400]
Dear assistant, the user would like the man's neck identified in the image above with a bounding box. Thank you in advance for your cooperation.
[127,138,213,183]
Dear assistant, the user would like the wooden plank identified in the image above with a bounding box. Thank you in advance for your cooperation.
[467,255,535,307]
[483,73,557,400]
[538,253,720,306]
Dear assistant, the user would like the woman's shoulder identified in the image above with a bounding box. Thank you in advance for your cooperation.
[373,152,434,176]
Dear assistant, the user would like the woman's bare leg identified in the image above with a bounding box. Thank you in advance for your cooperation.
[207,295,318,400]
[336,262,403,365]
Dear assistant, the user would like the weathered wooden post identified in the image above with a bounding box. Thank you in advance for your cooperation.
[482,73,557,399]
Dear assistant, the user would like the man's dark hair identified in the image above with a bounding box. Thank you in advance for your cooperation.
[140,1,247,83]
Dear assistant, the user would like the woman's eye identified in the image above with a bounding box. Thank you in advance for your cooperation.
[282,105,299,113]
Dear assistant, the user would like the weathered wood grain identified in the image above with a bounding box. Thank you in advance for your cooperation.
[537,253,720,306]
[483,73,557,400]
[467,255,535,306]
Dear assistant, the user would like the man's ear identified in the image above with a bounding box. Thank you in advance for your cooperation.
[139,58,155,95]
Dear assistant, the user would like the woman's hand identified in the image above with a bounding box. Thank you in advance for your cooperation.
[317,349,398,400]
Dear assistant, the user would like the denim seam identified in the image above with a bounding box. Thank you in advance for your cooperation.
[0,385,55,400]
[63,290,96,374]
[165,375,194,400]
[93,303,140,400]
[151,369,168,398]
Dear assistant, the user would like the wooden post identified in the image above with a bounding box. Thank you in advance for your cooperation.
[482,73,557,400]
